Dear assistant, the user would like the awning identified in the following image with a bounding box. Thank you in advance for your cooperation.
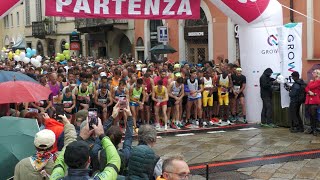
[12,38,26,50]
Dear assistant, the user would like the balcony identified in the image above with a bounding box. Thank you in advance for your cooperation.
[32,21,56,39]
[75,18,128,33]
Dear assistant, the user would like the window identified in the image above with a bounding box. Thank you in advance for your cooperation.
[27,42,32,49]
[186,9,208,27]
[10,14,13,27]
[17,12,20,26]
[4,15,9,28]
[136,37,144,46]
[60,40,66,52]
[36,0,42,21]
[25,0,30,25]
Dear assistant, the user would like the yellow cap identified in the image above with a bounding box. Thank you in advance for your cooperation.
[174,64,181,69]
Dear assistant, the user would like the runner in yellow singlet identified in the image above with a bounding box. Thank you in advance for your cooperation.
[152,79,169,130]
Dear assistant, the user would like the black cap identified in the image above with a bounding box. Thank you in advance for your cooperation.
[64,141,90,169]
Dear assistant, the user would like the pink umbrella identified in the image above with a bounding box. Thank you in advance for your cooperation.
[0,0,22,19]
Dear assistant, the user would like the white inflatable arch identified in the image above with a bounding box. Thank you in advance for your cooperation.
[209,0,283,122]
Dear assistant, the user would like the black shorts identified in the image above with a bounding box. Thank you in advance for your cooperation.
[212,92,218,101]
[237,92,245,99]
[144,95,153,106]
[229,92,235,99]
[168,97,176,107]
[182,96,188,106]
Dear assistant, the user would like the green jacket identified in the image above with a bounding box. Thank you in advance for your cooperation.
[50,124,120,180]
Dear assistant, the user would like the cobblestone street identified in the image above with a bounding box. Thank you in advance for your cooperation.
[148,127,320,179]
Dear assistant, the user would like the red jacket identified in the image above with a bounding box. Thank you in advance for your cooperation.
[305,80,320,105]
[44,118,64,153]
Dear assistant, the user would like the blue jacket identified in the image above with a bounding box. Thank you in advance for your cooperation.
[289,79,305,103]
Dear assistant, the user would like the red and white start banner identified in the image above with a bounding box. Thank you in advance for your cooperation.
[46,0,201,19]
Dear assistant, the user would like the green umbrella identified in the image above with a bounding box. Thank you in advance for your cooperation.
[149,44,177,54]
[0,116,39,180]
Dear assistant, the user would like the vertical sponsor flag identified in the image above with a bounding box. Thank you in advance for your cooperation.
[0,0,22,19]
[278,23,303,108]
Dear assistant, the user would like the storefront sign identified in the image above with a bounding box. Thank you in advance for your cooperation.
[70,34,80,43]
[46,0,201,19]
[188,32,204,37]
[184,26,208,40]
[70,42,81,50]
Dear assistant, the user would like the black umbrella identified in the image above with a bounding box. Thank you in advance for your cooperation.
[149,44,177,54]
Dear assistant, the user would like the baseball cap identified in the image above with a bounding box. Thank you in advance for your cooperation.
[34,129,56,150]
[100,72,107,77]
[174,64,181,69]
[175,72,182,77]
[236,68,242,71]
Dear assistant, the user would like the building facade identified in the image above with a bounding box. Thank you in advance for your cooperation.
[24,0,77,57]
[1,2,25,50]
[133,0,320,79]
[75,18,135,58]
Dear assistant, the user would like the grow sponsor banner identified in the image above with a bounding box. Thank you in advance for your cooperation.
[46,0,201,19]
[278,23,302,108]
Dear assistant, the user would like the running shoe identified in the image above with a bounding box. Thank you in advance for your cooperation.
[208,120,214,126]
[195,120,199,126]
[177,121,184,128]
[243,118,248,124]
[203,121,208,127]
[170,122,179,129]
[184,121,192,128]
[227,120,232,125]
[155,123,161,130]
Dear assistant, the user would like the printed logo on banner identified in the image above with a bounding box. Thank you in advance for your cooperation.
[288,62,296,72]
[261,34,279,55]
[222,0,270,23]
[267,35,278,46]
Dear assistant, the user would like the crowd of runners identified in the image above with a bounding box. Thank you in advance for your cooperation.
[0,55,247,132]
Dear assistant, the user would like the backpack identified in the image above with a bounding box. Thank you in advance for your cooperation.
[298,81,307,103]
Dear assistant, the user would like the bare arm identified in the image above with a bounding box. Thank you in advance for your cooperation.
[168,82,175,99]
[179,84,185,100]
[163,87,169,102]
[152,87,157,102]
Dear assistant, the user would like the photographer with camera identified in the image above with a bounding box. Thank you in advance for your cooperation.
[50,114,120,180]
[91,101,133,176]
[287,72,306,133]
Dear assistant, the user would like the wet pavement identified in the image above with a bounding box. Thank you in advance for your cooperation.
[148,127,320,179]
